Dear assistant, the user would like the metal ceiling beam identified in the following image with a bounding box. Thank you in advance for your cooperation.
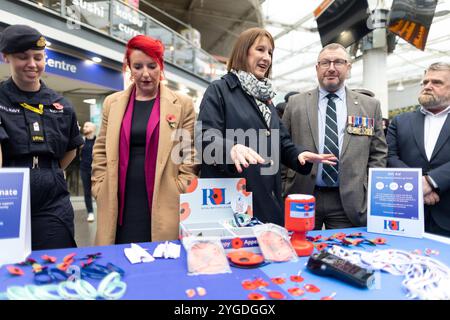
[273,32,450,81]
[208,3,263,52]
[187,0,197,11]
[264,19,291,29]
[139,0,192,29]
[275,50,447,91]
[153,6,259,25]
[273,13,314,40]
[200,18,241,38]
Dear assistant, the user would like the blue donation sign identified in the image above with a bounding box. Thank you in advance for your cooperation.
[370,170,420,220]
[0,172,23,239]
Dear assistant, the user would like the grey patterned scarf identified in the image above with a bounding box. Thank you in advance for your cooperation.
[231,69,275,126]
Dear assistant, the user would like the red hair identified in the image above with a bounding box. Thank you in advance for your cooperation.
[123,35,165,72]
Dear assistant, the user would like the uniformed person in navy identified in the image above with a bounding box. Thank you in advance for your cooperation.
[0,25,84,250]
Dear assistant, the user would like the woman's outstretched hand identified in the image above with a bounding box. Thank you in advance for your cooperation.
[298,152,337,166]
[230,144,266,173]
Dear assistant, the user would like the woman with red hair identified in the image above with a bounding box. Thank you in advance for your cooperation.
[92,35,198,245]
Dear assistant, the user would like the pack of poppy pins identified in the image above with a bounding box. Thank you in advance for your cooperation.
[179,178,261,254]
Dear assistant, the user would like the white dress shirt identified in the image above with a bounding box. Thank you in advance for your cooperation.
[316,86,347,187]
[420,105,450,161]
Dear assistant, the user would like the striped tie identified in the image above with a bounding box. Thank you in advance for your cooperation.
[322,93,339,186]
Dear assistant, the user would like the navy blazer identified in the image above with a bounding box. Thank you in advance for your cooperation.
[387,108,450,230]
[196,72,312,225]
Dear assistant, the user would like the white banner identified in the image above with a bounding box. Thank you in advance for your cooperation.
[0,168,31,266]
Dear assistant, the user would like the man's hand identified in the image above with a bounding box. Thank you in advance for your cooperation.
[424,191,440,206]
[230,144,265,173]
[298,152,337,166]
[422,176,433,196]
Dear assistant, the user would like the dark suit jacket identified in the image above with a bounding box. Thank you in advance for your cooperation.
[196,72,312,226]
[387,108,450,230]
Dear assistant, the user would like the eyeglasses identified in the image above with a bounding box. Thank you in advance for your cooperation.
[317,59,348,69]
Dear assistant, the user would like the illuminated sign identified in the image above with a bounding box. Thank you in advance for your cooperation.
[388,0,437,51]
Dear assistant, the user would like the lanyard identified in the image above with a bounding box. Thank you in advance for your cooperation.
[20,102,44,115]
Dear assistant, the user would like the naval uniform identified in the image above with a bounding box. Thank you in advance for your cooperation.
[0,78,84,250]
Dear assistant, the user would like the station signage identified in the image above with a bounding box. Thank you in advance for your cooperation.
[45,49,123,91]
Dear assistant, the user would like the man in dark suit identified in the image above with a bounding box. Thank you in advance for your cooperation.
[387,62,450,237]
[282,43,387,230]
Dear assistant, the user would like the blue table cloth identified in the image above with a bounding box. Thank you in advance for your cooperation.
[1,227,449,300]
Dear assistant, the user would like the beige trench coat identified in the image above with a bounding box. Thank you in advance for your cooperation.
[91,84,198,245]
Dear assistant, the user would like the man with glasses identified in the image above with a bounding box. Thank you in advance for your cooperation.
[387,62,450,237]
[282,43,387,230]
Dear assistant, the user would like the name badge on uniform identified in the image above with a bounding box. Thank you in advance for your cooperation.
[346,115,374,136]
[29,120,45,143]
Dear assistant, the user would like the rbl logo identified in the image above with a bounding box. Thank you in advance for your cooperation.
[384,220,403,231]
[202,188,228,205]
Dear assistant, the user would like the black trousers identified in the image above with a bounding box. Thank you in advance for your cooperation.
[313,187,355,230]
[30,168,77,250]
[80,168,93,214]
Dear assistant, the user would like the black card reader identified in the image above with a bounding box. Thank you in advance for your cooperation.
[307,251,375,288]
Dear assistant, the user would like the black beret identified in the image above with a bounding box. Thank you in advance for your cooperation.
[0,24,46,54]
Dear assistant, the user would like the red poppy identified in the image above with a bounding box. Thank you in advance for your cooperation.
[53,102,64,110]
[196,287,207,296]
[185,288,196,298]
[348,232,363,238]
[312,235,323,242]
[7,266,24,276]
[321,292,336,300]
[241,280,258,290]
[81,257,94,268]
[57,262,71,272]
[248,292,265,300]
[41,255,57,263]
[389,221,399,230]
[186,178,198,193]
[341,238,355,246]
[166,114,176,128]
[304,284,321,293]
[236,178,251,197]
[288,287,305,296]
[271,277,286,285]
[268,291,285,300]
[290,275,304,283]
[333,232,347,240]
[63,253,76,263]
[372,237,387,245]
[231,237,244,249]
[253,278,269,288]
[86,252,102,259]
[180,202,191,221]
[211,188,224,204]
[315,243,328,251]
